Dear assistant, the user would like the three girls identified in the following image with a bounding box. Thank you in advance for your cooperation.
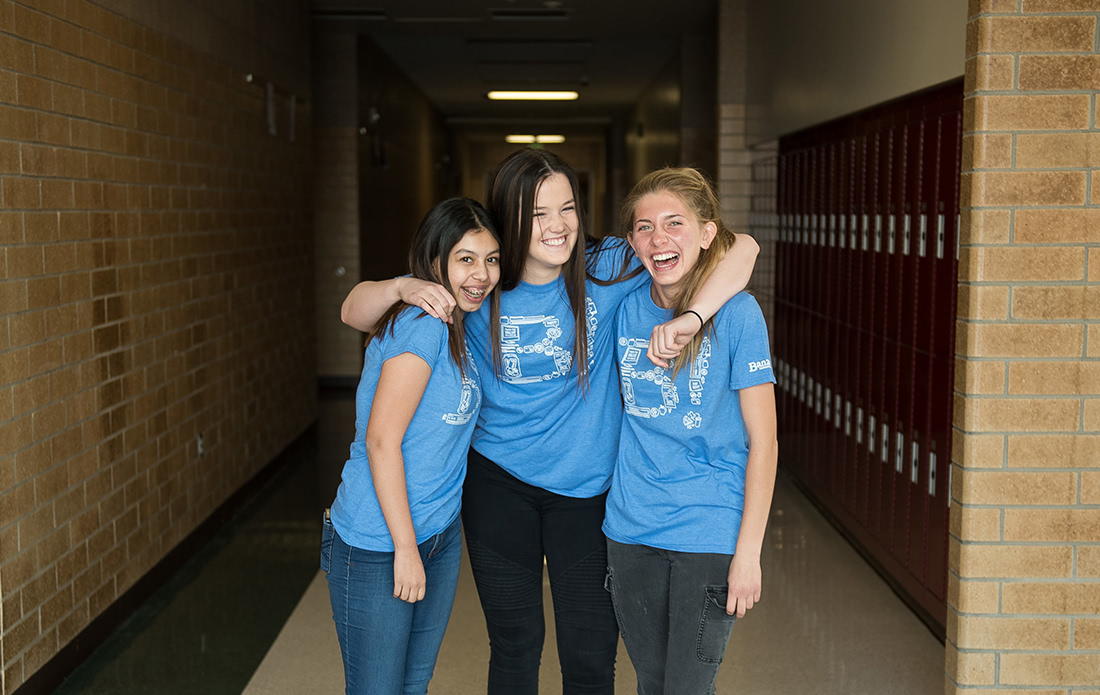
[341,149,760,693]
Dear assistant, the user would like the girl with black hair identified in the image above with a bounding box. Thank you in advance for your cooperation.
[323,197,500,695]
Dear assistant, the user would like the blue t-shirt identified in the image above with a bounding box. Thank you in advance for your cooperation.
[466,237,646,497]
[330,307,481,551]
[603,287,776,554]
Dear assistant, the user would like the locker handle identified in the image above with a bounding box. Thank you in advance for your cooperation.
[889,216,896,254]
[834,394,841,429]
[936,214,945,259]
[868,414,876,453]
[857,406,864,444]
[911,436,920,484]
[862,214,870,251]
[903,215,911,256]
[825,387,831,420]
[850,214,858,249]
[883,423,891,464]
[845,400,852,436]
[929,450,937,497]
[874,215,882,253]
[839,215,847,249]
[895,427,904,472]
[919,214,927,258]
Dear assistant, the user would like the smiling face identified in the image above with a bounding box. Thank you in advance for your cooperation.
[445,228,501,313]
[522,172,578,284]
[628,189,717,308]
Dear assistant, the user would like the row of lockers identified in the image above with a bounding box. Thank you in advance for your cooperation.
[771,79,963,634]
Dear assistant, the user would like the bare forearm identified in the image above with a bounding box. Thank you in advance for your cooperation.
[690,234,759,320]
[366,442,418,551]
[341,279,402,331]
[734,438,778,558]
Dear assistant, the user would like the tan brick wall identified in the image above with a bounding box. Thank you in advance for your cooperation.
[951,1,1100,691]
[0,0,315,691]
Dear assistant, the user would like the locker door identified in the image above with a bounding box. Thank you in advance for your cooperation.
[825,139,845,502]
[909,107,950,586]
[925,93,962,607]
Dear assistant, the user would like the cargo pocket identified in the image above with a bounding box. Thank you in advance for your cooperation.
[696,585,736,664]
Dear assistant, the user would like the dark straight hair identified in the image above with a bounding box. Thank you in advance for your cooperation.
[367,197,500,376]
[486,148,597,388]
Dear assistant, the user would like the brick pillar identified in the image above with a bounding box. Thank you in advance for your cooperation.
[950,1,1100,691]
[717,0,776,329]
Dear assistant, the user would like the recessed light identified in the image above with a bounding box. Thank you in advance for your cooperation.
[504,134,566,144]
[488,91,579,101]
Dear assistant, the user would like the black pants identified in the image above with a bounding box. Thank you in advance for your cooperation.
[461,448,619,694]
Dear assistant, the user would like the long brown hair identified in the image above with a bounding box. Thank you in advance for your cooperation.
[367,197,499,376]
[621,167,737,378]
[486,148,593,387]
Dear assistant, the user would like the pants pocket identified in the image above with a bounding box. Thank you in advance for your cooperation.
[320,508,334,574]
[696,585,736,664]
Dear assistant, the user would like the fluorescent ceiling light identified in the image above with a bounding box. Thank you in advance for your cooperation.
[504,134,567,144]
[488,91,579,101]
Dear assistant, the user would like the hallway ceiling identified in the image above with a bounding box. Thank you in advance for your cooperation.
[312,0,718,125]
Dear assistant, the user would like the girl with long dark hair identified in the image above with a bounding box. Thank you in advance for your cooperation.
[323,198,501,695]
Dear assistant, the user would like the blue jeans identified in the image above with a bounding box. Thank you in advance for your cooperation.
[322,512,462,695]
[605,539,737,695]
[462,449,619,694]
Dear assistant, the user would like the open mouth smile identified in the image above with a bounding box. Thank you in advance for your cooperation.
[651,252,679,270]
[541,235,568,248]
[461,286,488,302]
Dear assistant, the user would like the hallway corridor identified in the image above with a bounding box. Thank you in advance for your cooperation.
[55,390,944,695]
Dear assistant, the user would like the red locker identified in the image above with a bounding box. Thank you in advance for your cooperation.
[776,78,962,634]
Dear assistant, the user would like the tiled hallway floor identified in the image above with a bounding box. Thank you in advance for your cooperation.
[56,390,945,694]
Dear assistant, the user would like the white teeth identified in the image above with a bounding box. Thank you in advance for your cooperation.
[542,236,566,247]
[464,287,485,298]
[653,252,678,261]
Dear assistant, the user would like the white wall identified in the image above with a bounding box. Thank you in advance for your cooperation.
[746,0,967,144]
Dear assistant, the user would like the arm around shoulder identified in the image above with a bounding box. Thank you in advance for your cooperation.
[688,232,759,321]
[341,277,457,331]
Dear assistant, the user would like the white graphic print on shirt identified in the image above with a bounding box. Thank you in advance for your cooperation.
[442,347,481,425]
[619,335,710,429]
[499,297,598,384]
